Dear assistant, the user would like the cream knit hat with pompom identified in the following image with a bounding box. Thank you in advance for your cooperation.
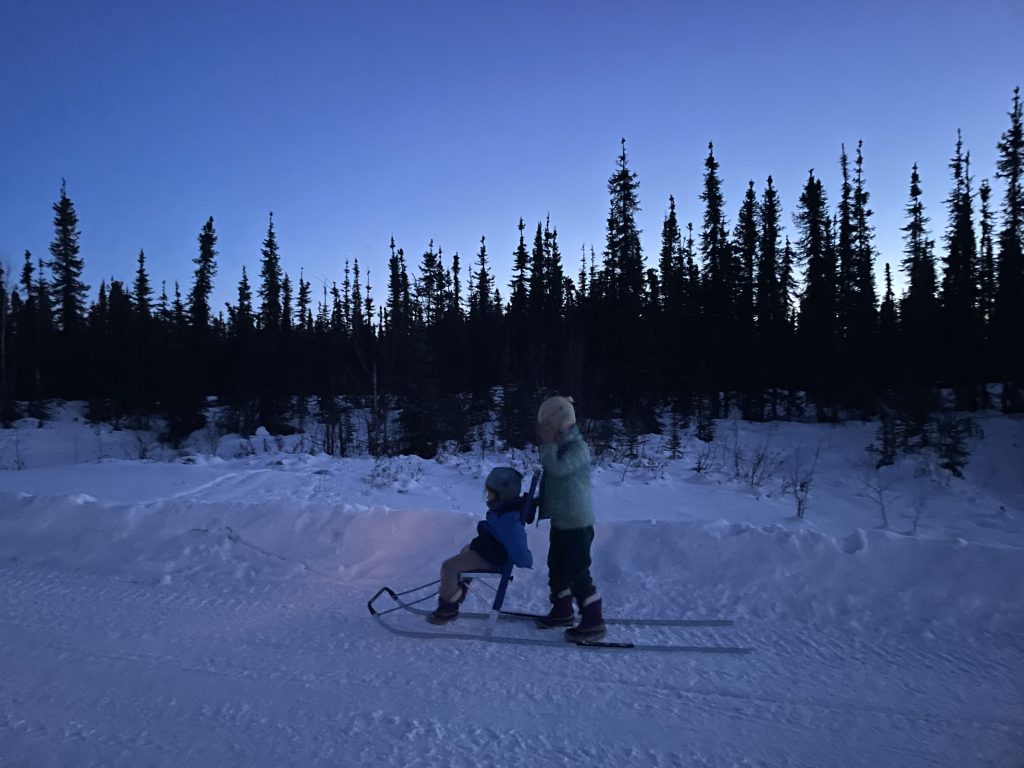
[537,395,576,433]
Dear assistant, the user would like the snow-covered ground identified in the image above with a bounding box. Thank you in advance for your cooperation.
[0,405,1022,767]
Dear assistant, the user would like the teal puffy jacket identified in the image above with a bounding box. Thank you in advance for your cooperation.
[538,426,594,530]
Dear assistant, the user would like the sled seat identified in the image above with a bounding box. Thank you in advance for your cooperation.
[458,559,516,612]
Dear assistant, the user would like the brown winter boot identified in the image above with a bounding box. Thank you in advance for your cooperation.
[535,589,575,628]
[427,582,468,625]
[565,593,606,642]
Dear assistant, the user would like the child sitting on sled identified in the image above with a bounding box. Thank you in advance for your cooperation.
[428,467,534,625]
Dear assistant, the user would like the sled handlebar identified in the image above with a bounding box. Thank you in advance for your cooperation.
[367,586,398,616]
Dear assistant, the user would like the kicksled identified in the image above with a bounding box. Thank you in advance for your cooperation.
[367,473,753,654]
[367,579,753,654]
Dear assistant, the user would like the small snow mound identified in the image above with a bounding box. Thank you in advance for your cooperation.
[393,477,422,494]
[840,529,867,554]
[706,519,751,538]
[69,493,97,505]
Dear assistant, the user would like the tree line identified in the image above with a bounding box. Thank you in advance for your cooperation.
[1,88,1021,458]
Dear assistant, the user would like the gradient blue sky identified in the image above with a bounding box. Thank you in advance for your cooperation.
[2,0,1022,312]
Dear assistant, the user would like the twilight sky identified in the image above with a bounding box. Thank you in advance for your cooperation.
[1,0,1022,312]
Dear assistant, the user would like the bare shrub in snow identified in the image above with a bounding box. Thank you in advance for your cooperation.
[0,433,26,470]
[863,464,899,529]
[911,484,929,534]
[934,413,981,478]
[131,431,159,461]
[369,456,424,489]
[691,441,721,475]
[785,443,822,519]
[694,397,716,443]
[729,422,785,492]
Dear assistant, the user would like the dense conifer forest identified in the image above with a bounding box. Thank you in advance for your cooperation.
[2,89,1022,460]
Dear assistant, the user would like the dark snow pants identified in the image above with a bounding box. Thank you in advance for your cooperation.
[547,525,597,602]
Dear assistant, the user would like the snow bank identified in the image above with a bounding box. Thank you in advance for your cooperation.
[3,487,1019,645]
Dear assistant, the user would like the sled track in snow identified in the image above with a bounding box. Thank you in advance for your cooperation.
[1,563,1021,768]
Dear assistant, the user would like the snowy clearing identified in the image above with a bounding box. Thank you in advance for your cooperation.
[0,408,1022,767]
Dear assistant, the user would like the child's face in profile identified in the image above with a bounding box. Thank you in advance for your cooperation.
[485,487,499,504]
[537,421,556,445]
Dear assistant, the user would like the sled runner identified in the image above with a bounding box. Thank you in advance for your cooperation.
[367,471,753,654]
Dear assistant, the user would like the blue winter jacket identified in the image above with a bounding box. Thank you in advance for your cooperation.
[471,496,534,569]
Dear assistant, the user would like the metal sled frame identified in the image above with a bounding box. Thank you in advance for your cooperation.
[366,580,752,653]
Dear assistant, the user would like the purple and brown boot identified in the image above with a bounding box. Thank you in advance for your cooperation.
[535,589,575,628]
[564,593,606,642]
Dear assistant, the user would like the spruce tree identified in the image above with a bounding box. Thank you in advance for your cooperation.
[470,236,493,318]
[450,251,463,318]
[282,273,293,333]
[232,267,254,335]
[756,176,785,336]
[835,146,857,338]
[258,213,283,332]
[528,222,546,310]
[173,281,186,327]
[700,143,734,324]
[188,217,218,330]
[0,259,8,420]
[543,218,565,319]
[48,180,88,334]
[351,260,365,333]
[385,239,413,362]
[657,196,687,392]
[852,142,879,328]
[755,176,787,411]
[658,195,683,312]
[603,138,644,311]
[543,220,569,391]
[878,263,899,387]
[940,133,980,406]
[838,142,879,410]
[509,218,530,314]
[593,138,647,415]
[852,143,879,370]
[734,180,759,396]
[133,250,153,321]
[105,279,135,415]
[14,252,38,402]
[506,219,532,389]
[900,163,938,388]
[977,180,997,334]
[467,236,499,393]
[413,241,441,327]
[31,257,53,412]
[297,269,312,332]
[699,143,736,392]
[795,170,838,417]
[994,86,1024,404]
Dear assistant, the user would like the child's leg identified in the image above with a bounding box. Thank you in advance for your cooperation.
[546,529,571,599]
[552,526,596,602]
[548,527,596,599]
[440,546,494,602]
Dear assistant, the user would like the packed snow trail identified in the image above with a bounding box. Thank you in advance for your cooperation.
[1,414,1022,766]
[1,560,1019,767]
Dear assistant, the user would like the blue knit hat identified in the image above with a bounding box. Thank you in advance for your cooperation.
[485,467,523,502]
